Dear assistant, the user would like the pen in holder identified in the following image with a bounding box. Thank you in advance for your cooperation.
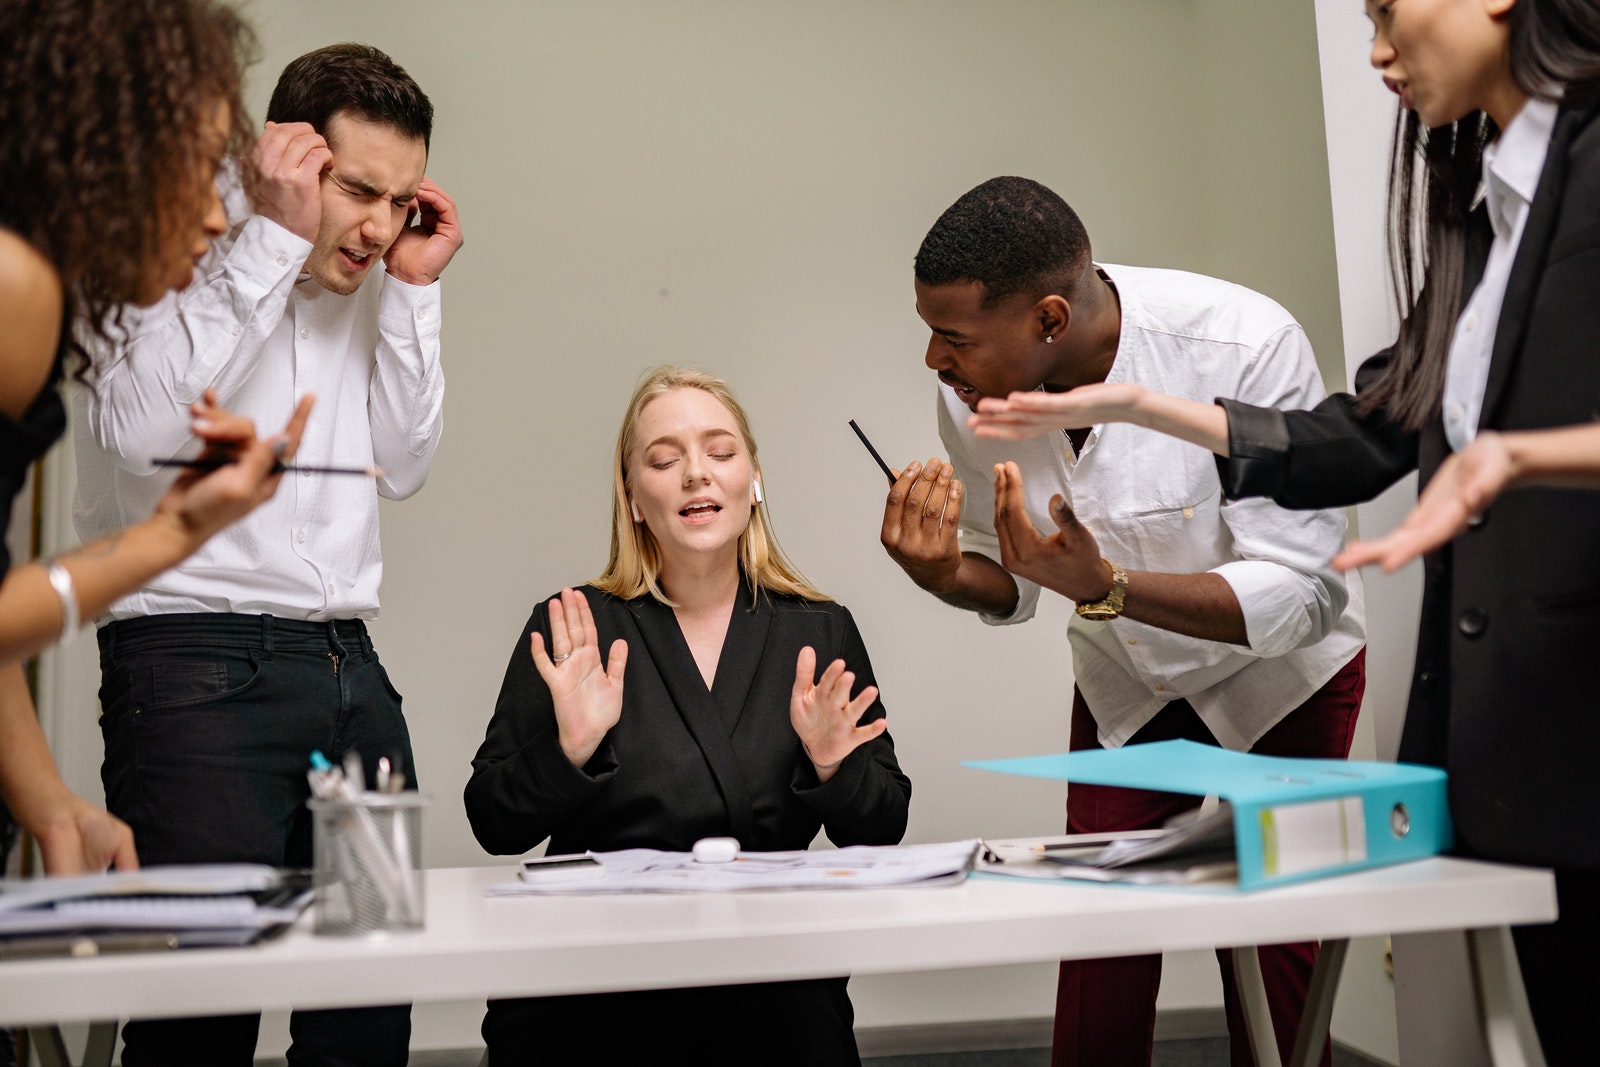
[307,792,427,937]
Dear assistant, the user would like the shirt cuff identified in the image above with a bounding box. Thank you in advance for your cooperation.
[957,533,1039,625]
[234,215,314,288]
[1215,397,1292,501]
[378,271,443,338]
[1210,558,1314,657]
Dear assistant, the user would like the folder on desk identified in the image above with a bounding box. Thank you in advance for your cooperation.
[967,740,1451,890]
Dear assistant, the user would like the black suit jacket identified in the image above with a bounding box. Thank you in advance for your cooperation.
[1215,93,1600,869]
[465,581,911,858]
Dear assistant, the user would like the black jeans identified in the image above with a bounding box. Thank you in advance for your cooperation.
[98,613,415,1067]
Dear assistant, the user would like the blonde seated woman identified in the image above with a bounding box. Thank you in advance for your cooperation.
[465,365,911,1065]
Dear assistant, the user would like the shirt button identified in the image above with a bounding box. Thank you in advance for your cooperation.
[1457,608,1488,639]
[418,308,430,319]
[300,327,310,339]
[231,325,242,336]
[296,529,306,543]
[1154,684,1166,693]
[1447,404,1464,423]
[1182,507,1194,519]
[276,255,288,267]
[1127,638,1138,646]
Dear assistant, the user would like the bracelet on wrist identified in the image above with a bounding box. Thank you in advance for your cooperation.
[46,560,81,645]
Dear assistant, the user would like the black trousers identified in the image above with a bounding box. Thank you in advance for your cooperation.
[1511,866,1600,1066]
[98,613,415,1067]
[482,977,861,1066]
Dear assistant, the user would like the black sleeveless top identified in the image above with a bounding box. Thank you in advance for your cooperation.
[0,347,67,577]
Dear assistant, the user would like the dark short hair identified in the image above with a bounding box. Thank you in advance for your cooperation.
[265,43,432,150]
[914,176,1091,308]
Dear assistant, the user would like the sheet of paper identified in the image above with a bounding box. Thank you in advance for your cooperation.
[486,840,980,895]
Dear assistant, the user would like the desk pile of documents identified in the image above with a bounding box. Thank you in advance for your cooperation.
[980,808,1240,887]
[0,865,312,958]
[488,840,981,896]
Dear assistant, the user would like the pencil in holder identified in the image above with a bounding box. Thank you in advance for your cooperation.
[308,792,427,937]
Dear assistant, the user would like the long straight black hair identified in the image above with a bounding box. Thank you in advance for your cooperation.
[1362,0,1600,431]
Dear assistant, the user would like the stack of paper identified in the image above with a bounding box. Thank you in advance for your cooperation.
[0,865,312,957]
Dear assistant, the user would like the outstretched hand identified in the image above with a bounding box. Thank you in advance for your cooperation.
[157,389,313,550]
[532,588,629,768]
[1334,432,1515,573]
[968,383,1145,440]
[993,461,1113,602]
[789,646,885,784]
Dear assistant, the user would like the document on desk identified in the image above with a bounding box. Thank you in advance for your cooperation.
[978,815,1241,887]
[0,865,312,952]
[486,840,981,896]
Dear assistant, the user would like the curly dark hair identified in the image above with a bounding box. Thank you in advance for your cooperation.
[0,0,257,373]
[915,176,1092,308]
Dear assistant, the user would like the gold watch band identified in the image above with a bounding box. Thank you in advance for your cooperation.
[1075,559,1128,621]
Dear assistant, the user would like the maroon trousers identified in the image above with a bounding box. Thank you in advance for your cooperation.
[1052,650,1366,1067]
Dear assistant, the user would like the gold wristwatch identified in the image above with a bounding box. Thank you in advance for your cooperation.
[1075,559,1128,622]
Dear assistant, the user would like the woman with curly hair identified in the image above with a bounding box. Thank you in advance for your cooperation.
[0,0,311,873]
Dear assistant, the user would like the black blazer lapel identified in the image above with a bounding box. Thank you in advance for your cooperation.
[710,581,773,736]
[1479,101,1584,427]
[626,596,755,843]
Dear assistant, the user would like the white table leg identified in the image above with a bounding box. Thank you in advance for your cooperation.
[1232,945,1283,1067]
[1467,926,1546,1067]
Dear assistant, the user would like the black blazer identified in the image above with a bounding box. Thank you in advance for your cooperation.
[465,581,911,858]
[1216,92,1600,869]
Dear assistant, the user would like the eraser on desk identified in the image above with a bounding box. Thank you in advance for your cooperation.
[692,837,740,864]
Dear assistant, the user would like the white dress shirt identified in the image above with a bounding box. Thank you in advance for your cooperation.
[941,264,1366,750]
[72,176,445,621]
[1441,97,1559,451]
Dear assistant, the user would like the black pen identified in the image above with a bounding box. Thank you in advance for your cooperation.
[153,457,385,478]
[848,419,896,485]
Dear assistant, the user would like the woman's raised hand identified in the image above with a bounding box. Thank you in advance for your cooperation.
[531,588,628,768]
[789,646,886,784]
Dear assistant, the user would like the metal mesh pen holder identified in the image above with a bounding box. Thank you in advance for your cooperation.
[308,793,427,937]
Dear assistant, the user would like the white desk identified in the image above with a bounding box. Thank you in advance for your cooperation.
[0,857,1556,1067]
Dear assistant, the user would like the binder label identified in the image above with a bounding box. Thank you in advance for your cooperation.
[1260,796,1367,878]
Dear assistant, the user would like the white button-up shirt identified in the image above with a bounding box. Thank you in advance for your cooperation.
[72,176,445,621]
[1442,97,1559,451]
[941,264,1366,749]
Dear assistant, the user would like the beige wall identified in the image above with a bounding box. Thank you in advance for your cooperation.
[38,0,1388,1056]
